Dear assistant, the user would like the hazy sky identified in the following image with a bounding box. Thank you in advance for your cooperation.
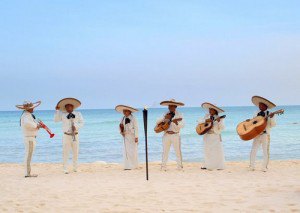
[0,0,299,110]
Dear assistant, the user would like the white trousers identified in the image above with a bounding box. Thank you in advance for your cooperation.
[161,134,183,169]
[63,134,79,171]
[123,134,139,169]
[24,137,36,176]
[203,134,225,170]
[250,134,270,169]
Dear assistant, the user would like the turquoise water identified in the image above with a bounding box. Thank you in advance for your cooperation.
[0,106,299,163]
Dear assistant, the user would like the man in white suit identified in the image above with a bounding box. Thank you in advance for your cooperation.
[16,100,42,178]
[155,99,185,171]
[54,98,84,174]
[249,96,277,172]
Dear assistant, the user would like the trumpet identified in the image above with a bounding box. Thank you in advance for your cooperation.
[37,119,55,138]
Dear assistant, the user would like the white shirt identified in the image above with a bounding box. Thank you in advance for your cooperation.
[20,111,39,137]
[120,114,138,138]
[156,111,184,133]
[54,110,84,133]
[198,114,225,135]
[253,110,276,135]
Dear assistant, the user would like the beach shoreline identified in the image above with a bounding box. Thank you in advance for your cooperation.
[1,160,300,212]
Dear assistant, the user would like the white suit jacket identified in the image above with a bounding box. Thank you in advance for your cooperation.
[54,110,84,134]
[21,111,39,137]
[120,114,138,138]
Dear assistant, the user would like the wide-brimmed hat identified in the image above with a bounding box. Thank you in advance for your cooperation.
[16,101,41,110]
[160,99,184,107]
[252,96,276,109]
[57,98,81,112]
[115,105,138,113]
[201,102,225,113]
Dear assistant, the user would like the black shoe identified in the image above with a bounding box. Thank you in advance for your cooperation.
[201,167,207,170]
[25,174,38,178]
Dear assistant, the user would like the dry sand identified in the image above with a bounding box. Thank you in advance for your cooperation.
[1,160,300,212]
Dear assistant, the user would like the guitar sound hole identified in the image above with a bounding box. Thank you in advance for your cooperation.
[253,121,258,125]
[205,124,208,127]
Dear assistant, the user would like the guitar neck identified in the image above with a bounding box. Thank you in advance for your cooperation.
[214,115,226,120]
[266,109,284,118]
[173,118,182,121]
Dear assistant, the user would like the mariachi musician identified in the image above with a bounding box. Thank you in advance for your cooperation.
[54,98,84,174]
[155,99,185,171]
[115,105,139,170]
[16,100,42,178]
[249,96,276,172]
[198,102,225,171]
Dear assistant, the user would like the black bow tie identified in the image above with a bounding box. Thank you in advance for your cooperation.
[257,111,266,117]
[67,113,75,119]
[210,116,215,121]
[32,114,36,119]
[170,112,175,118]
[125,118,131,124]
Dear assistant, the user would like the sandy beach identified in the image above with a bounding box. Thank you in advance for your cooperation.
[1,160,300,212]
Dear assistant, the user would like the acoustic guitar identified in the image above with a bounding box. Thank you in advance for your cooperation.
[236,109,284,141]
[154,113,182,133]
[196,115,226,135]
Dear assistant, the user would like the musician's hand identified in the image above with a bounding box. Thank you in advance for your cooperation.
[216,117,221,122]
[172,120,178,125]
[164,114,172,120]
[55,105,60,110]
[121,132,125,137]
[72,125,76,131]
[269,113,274,118]
[246,119,250,122]
[135,138,138,143]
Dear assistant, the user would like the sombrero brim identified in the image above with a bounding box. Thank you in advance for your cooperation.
[16,101,41,110]
[57,98,81,112]
[252,96,276,109]
[160,101,184,107]
[115,105,138,113]
[201,102,224,113]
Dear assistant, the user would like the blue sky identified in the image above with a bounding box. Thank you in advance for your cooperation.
[0,0,299,110]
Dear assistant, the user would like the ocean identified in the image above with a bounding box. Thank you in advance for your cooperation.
[0,106,299,163]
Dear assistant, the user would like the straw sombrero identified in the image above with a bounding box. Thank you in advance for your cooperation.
[201,102,224,113]
[252,96,276,109]
[16,101,41,110]
[115,105,138,113]
[57,98,81,112]
[160,99,184,107]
